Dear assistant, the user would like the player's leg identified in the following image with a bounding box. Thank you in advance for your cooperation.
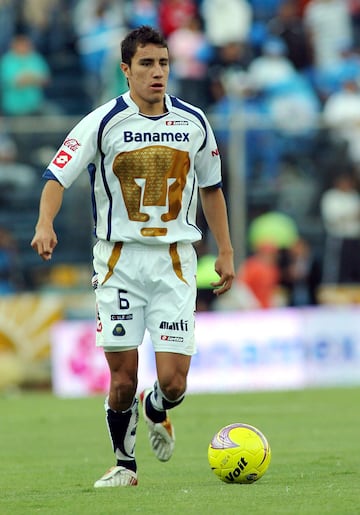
[94,348,139,487]
[92,240,146,486]
[140,352,191,461]
[154,351,191,409]
[140,243,197,461]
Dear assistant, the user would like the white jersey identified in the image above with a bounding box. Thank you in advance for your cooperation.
[45,91,222,244]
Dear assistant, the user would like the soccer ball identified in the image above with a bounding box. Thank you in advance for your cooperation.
[208,423,271,484]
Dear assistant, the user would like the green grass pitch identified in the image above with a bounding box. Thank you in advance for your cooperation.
[1,387,359,515]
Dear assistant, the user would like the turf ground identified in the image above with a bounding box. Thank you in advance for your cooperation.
[1,387,359,515]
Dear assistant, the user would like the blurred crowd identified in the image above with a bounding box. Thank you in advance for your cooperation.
[2,0,360,163]
[0,1,360,117]
[2,0,360,308]
[2,0,360,178]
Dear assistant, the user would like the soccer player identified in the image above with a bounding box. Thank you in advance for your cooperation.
[31,25,234,487]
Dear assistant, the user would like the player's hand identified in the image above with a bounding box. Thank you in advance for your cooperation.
[211,253,235,296]
[31,226,58,261]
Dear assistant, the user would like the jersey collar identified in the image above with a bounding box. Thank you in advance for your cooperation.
[122,91,172,114]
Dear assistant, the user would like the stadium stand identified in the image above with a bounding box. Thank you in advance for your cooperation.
[1,0,360,298]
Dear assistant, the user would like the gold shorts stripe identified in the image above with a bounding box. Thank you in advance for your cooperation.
[101,241,123,285]
[169,242,188,285]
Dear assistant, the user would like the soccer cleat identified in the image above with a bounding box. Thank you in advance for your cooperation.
[140,389,175,462]
[94,466,138,488]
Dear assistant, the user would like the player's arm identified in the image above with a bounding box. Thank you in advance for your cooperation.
[199,186,235,295]
[31,179,65,261]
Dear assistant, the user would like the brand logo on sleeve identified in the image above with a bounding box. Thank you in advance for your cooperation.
[64,138,81,151]
[53,150,72,168]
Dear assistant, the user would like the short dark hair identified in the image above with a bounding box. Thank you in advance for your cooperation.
[121,25,168,65]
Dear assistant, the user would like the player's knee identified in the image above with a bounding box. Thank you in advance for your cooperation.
[159,376,186,402]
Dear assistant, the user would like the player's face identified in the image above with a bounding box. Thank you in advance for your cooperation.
[121,44,169,115]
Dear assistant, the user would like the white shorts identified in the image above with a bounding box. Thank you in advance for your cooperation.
[92,240,197,355]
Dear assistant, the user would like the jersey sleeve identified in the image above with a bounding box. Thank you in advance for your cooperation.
[44,102,115,188]
[194,115,222,189]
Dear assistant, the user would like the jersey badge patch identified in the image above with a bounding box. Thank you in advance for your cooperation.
[112,324,126,336]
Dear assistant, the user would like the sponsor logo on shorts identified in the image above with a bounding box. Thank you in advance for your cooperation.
[111,314,133,320]
[159,319,188,331]
[92,274,98,290]
[112,323,126,336]
[53,150,72,168]
[96,303,102,332]
[161,335,184,342]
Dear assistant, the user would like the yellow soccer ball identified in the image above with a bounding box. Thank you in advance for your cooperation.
[208,423,271,484]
